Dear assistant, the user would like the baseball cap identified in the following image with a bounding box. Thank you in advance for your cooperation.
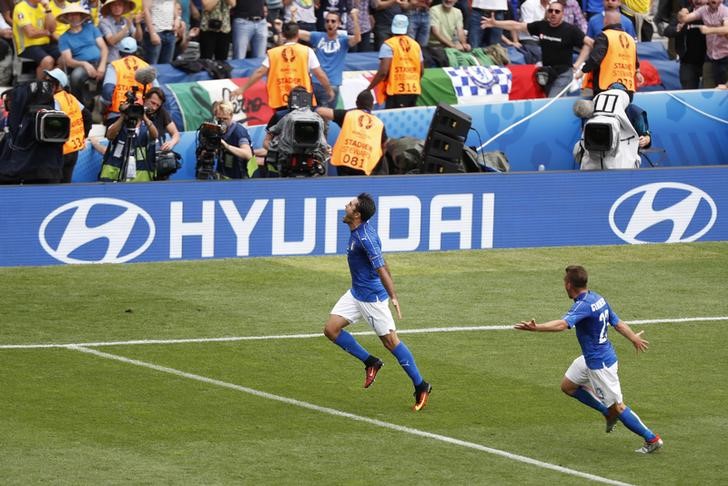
[44,68,68,89]
[391,14,409,35]
[119,37,138,54]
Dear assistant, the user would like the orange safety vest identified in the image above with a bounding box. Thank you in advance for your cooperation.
[266,43,313,109]
[331,110,384,175]
[597,29,637,92]
[109,56,150,114]
[54,91,85,155]
[384,35,422,96]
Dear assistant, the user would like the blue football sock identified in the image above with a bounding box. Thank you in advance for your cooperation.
[571,387,609,415]
[390,342,423,387]
[333,330,370,363]
[618,406,657,441]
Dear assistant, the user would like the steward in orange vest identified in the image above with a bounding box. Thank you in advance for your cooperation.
[45,68,92,183]
[316,90,388,176]
[100,37,153,124]
[367,14,423,109]
[230,22,335,111]
[579,11,642,99]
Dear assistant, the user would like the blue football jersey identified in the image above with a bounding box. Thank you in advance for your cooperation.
[347,222,388,302]
[563,290,621,369]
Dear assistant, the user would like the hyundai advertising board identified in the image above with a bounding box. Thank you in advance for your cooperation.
[0,168,725,267]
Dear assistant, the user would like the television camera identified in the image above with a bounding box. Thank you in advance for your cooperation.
[195,120,225,179]
[572,89,641,170]
[265,88,328,177]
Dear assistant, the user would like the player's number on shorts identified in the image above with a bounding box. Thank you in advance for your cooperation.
[598,309,609,344]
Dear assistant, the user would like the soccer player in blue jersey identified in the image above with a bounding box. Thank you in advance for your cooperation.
[515,265,663,453]
[323,193,432,411]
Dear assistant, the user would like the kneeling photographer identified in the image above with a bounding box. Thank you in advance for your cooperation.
[195,101,253,180]
[99,88,159,182]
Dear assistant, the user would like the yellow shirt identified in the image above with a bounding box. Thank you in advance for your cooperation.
[12,0,52,54]
[49,0,70,37]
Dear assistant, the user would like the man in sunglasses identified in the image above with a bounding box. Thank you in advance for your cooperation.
[482,0,593,96]
[298,9,361,109]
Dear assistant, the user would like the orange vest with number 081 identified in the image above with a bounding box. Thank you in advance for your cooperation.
[331,109,384,175]
[384,35,422,96]
[54,91,85,155]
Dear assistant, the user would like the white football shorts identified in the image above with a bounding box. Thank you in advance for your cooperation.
[330,289,396,337]
[565,355,623,407]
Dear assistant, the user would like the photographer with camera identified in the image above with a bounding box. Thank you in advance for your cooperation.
[98,86,159,182]
[144,87,180,152]
[195,101,254,180]
[45,68,92,182]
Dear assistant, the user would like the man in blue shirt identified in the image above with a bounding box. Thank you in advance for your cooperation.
[585,0,637,38]
[298,9,361,108]
[323,193,432,411]
[515,265,663,454]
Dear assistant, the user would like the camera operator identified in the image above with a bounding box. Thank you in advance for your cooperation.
[98,93,159,181]
[195,101,254,179]
[45,68,92,183]
[143,87,180,152]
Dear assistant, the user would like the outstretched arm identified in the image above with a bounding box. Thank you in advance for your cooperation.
[230,65,268,98]
[514,318,569,332]
[614,321,649,353]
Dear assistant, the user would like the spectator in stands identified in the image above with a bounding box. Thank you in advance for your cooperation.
[99,0,143,62]
[142,0,177,64]
[317,0,349,31]
[57,3,108,107]
[469,0,508,48]
[267,0,284,24]
[213,100,255,179]
[679,0,728,87]
[298,9,361,109]
[12,0,60,79]
[231,0,267,59]
[49,0,71,40]
[348,0,373,52]
[407,0,432,46]
[506,0,548,63]
[45,67,92,182]
[230,22,334,111]
[101,37,156,124]
[0,13,12,86]
[562,0,588,33]
[664,0,707,89]
[429,0,471,51]
[286,0,317,32]
[621,0,652,40]
[585,0,637,39]
[0,0,12,25]
[483,1,592,96]
[143,86,180,151]
[371,0,403,51]
[576,9,643,99]
[199,0,234,60]
[367,14,423,108]
[315,89,389,175]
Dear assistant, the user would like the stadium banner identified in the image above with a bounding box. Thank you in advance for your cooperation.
[0,167,725,267]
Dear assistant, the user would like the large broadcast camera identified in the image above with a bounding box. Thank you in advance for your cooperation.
[120,86,145,126]
[194,120,225,179]
[572,89,641,170]
[266,88,328,177]
[0,80,70,183]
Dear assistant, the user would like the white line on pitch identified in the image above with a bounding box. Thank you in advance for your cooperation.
[69,345,633,486]
[1,316,726,350]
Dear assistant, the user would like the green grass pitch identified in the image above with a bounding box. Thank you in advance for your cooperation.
[1,242,727,484]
